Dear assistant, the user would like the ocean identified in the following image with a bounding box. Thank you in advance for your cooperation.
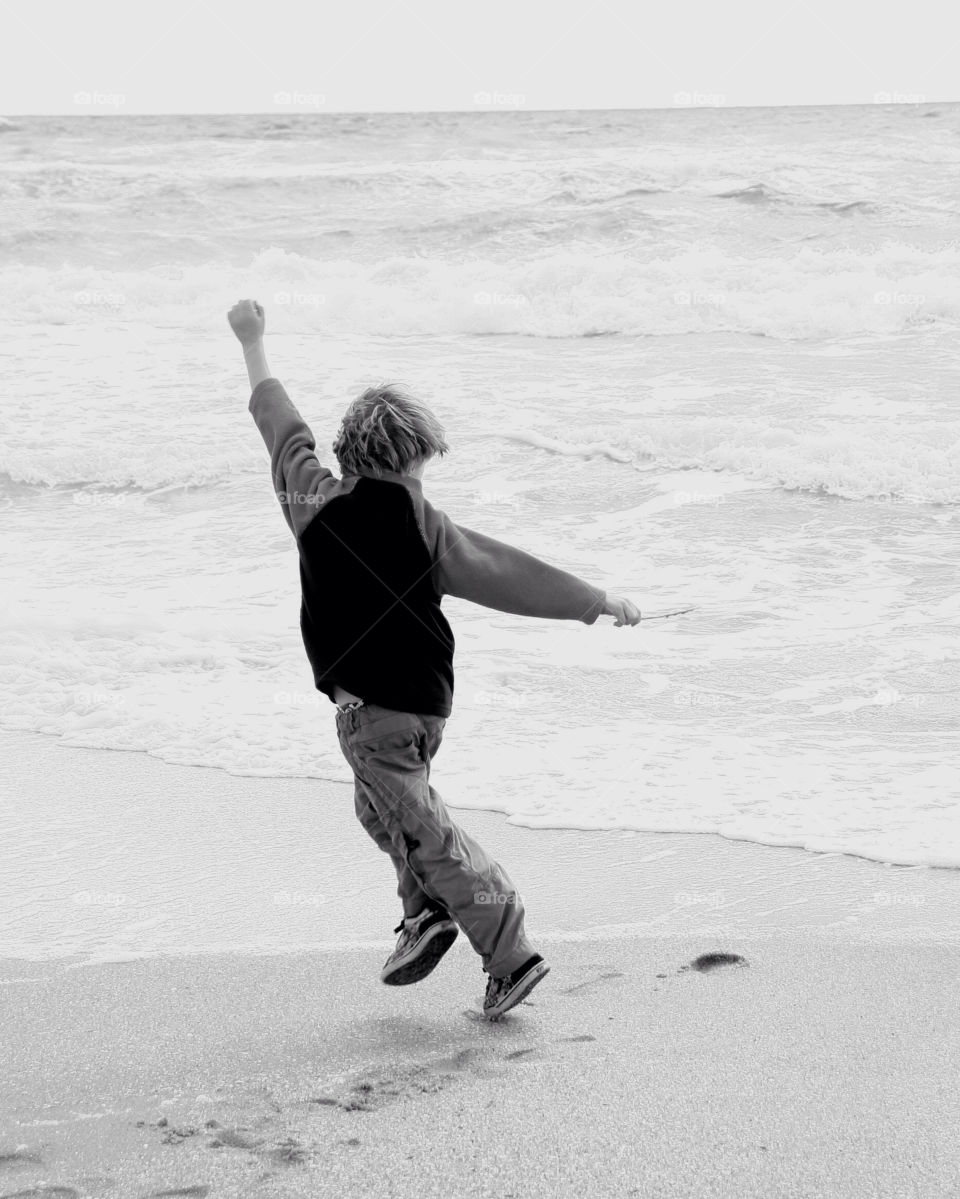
[1,104,958,900]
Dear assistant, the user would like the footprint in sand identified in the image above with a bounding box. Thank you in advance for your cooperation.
[315,1052,496,1114]
[158,1127,199,1147]
[206,1129,262,1151]
[432,1047,504,1080]
[307,1043,539,1116]
[434,1047,476,1072]
[559,971,625,996]
[503,1047,538,1061]
[147,1189,210,1198]
[206,1128,310,1167]
[0,1152,44,1169]
[0,1189,81,1198]
[679,952,749,974]
[260,1140,310,1166]
[337,1066,454,1112]
[504,1035,601,1055]
[150,1114,311,1171]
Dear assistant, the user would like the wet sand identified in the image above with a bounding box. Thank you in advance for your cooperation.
[2,731,960,1197]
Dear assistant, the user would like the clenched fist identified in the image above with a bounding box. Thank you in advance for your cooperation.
[601,593,641,627]
[227,299,265,347]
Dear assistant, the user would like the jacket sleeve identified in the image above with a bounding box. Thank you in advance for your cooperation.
[248,377,342,538]
[427,504,607,624]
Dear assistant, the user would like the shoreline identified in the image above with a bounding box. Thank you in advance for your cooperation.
[2,728,960,966]
[2,729,960,1196]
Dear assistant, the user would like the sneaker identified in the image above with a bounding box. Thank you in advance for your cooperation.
[380,907,459,986]
[483,953,550,1019]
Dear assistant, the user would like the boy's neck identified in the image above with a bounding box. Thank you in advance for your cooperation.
[351,467,423,488]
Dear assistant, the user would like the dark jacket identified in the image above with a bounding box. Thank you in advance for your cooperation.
[250,378,607,717]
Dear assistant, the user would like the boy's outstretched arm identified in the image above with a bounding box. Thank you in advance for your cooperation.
[427,503,641,626]
[228,298,340,538]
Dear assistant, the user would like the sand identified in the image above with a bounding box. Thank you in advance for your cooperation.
[2,731,960,1198]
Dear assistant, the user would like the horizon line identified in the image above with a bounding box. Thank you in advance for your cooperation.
[2,98,956,118]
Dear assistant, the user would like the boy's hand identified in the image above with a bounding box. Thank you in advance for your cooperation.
[228,299,265,346]
[601,593,641,627]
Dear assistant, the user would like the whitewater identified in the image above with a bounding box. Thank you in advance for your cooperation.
[1,104,958,882]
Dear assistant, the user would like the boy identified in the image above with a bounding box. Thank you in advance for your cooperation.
[229,299,641,1018]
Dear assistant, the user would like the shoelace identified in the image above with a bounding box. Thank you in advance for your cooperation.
[393,913,426,935]
[394,907,442,935]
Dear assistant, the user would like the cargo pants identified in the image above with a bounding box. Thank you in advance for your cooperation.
[335,699,536,979]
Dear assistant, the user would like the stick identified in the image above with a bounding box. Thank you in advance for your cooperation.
[641,606,697,621]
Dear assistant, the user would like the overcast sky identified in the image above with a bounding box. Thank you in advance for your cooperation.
[0,0,954,114]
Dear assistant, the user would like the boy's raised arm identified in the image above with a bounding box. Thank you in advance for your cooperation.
[228,299,272,389]
[228,299,339,538]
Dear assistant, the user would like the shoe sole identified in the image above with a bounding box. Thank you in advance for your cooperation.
[380,921,459,986]
[484,960,551,1019]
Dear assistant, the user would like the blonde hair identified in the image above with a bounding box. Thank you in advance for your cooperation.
[332,384,449,478]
